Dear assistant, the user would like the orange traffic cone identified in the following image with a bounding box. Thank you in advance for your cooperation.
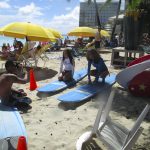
[17,136,27,150]
[29,69,37,91]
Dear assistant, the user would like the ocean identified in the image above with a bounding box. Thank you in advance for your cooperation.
[0,36,25,48]
[0,35,76,48]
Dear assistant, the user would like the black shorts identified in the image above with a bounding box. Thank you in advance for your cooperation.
[95,41,100,48]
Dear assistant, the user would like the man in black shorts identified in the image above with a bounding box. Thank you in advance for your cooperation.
[0,60,31,111]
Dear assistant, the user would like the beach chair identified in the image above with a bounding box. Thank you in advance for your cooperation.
[76,89,150,150]
[17,42,37,67]
[23,44,51,67]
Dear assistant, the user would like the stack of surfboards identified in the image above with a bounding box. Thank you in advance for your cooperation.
[116,55,150,89]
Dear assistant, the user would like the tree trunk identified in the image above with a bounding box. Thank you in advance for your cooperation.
[93,0,101,28]
[111,0,121,41]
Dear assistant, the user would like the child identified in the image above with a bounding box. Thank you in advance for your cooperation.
[86,49,109,84]
[58,49,75,82]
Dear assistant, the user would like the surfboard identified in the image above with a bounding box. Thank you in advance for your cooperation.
[116,60,150,89]
[37,68,87,93]
[128,54,150,67]
[57,73,116,102]
[0,103,27,149]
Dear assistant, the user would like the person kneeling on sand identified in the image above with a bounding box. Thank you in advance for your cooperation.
[0,60,31,110]
[86,49,109,84]
[58,49,75,82]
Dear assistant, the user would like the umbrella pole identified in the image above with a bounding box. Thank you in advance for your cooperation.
[25,36,29,42]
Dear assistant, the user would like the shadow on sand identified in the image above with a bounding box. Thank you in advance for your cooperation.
[58,87,112,111]
[36,83,77,98]
[36,91,60,99]
[58,100,90,111]
[25,67,57,82]
[112,87,150,121]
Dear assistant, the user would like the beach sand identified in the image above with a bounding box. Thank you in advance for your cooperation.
[1,49,149,150]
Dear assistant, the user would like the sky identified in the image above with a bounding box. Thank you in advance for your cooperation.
[0,0,125,34]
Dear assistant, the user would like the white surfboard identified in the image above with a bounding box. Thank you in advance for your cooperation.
[0,103,27,150]
[116,60,150,89]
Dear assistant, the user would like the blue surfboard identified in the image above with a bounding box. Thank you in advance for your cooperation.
[37,68,87,93]
[0,103,27,140]
[57,73,116,102]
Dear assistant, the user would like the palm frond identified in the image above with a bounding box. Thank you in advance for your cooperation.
[127,0,143,10]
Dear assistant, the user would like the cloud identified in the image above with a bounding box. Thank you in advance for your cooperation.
[65,7,71,11]
[48,6,79,34]
[0,14,18,27]
[0,1,10,9]
[0,4,79,34]
[18,2,43,16]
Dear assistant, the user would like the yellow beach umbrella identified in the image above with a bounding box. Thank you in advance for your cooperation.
[68,27,95,37]
[0,22,56,41]
[68,26,110,37]
[47,28,63,39]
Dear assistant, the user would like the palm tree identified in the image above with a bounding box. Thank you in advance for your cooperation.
[111,0,121,41]
[86,0,111,29]
[93,0,101,28]
[125,0,143,50]
[67,0,144,43]
[67,0,120,38]
[67,0,101,28]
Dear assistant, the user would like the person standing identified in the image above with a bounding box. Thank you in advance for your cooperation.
[95,27,101,50]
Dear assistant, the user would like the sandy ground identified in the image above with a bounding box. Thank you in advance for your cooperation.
[0,49,149,150]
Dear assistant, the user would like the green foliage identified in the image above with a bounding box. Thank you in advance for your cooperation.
[127,0,143,10]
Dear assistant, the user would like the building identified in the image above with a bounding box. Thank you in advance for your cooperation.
[79,1,119,28]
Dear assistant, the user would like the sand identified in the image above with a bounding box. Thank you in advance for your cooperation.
[1,49,149,150]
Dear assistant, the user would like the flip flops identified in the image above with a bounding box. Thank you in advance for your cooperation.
[12,89,27,97]
[17,89,27,97]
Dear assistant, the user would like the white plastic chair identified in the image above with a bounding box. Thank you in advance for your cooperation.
[76,89,150,150]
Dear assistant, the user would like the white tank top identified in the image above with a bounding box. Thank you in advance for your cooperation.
[60,58,74,74]
[63,58,73,71]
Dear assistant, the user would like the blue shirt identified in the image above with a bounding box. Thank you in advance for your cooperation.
[88,57,108,81]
